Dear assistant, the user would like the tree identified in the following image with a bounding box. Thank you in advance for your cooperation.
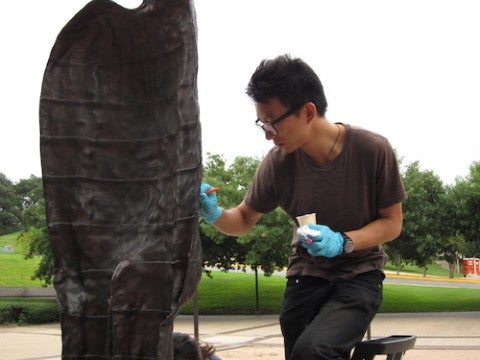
[15,176,53,285]
[0,173,22,235]
[457,162,480,255]
[439,232,467,278]
[200,154,253,269]
[382,242,407,274]
[437,181,473,278]
[389,162,445,275]
[238,208,292,275]
[200,153,292,275]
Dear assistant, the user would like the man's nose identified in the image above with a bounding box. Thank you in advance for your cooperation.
[265,130,276,140]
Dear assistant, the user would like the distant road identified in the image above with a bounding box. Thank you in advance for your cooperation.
[384,273,480,289]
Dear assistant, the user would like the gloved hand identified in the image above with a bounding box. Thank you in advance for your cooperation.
[199,181,222,224]
[296,224,344,258]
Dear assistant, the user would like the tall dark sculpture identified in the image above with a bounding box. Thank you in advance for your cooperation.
[39,1,202,359]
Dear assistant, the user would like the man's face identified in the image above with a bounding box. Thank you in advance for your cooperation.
[255,98,308,153]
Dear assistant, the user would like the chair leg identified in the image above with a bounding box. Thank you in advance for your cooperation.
[350,335,416,360]
[386,352,406,360]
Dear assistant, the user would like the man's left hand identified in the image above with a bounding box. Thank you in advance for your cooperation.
[296,224,344,258]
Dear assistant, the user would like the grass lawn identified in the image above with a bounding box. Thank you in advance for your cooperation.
[0,232,43,287]
[2,232,479,324]
[384,261,463,278]
[382,284,480,312]
[0,232,20,248]
[0,253,44,286]
[1,270,480,324]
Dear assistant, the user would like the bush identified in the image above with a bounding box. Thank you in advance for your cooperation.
[0,298,59,324]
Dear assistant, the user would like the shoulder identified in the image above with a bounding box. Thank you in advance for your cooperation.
[261,146,296,170]
[254,146,298,183]
[346,124,388,146]
[264,146,290,162]
[344,124,394,157]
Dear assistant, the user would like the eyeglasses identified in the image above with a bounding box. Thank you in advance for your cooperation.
[254,105,301,136]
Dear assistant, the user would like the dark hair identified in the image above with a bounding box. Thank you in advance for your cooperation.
[172,332,217,360]
[246,54,328,116]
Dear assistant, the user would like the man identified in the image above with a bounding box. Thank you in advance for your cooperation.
[200,54,405,360]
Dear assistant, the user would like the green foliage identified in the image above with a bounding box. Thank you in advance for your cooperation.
[239,208,293,275]
[202,153,260,208]
[0,298,59,324]
[387,161,446,273]
[200,154,258,269]
[384,159,480,276]
[0,175,53,285]
[0,173,22,234]
[200,154,293,274]
[19,227,54,286]
[2,154,480,292]
[451,162,480,255]
[396,162,446,268]
[13,176,53,286]
[201,233,247,271]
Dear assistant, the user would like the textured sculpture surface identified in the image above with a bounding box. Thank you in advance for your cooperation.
[39,1,202,359]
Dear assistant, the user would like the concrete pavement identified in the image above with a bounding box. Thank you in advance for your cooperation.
[1,312,480,360]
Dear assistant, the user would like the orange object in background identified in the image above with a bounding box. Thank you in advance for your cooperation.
[205,187,220,194]
[462,258,480,277]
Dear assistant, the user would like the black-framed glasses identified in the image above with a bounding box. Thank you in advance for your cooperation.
[254,105,301,136]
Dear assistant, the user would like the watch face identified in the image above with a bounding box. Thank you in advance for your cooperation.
[343,238,354,254]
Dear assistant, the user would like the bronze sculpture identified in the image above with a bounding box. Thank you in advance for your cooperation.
[39,1,202,358]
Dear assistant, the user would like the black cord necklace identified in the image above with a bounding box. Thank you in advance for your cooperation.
[326,123,341,161]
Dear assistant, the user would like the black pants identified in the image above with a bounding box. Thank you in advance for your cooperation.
[279,270,384,360]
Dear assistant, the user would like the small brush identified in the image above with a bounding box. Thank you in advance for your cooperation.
[205,187,220,194]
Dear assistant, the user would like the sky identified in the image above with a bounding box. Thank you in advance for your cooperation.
[1,0,479,185]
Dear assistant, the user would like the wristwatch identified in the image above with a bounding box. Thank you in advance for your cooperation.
[341,232,354,254]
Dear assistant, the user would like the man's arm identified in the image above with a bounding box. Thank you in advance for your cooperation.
[213,201,263,237]
[344,202,403,251]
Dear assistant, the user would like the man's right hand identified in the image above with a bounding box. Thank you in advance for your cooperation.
[199,181,222,224]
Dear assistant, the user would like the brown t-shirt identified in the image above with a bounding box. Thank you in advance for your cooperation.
[244,124,406,280]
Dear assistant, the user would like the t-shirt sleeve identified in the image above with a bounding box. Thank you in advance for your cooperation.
[376,138,407,209]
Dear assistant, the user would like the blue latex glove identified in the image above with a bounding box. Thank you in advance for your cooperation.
[296,224,344,258]
[199,181,222,224]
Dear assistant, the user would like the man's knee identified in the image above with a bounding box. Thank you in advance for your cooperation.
[291,330,315,357]
[290,333,344,360]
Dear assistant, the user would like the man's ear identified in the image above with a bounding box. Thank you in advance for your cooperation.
[304,102,317,123]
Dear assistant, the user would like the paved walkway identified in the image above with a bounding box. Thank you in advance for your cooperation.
[1,312,480,360]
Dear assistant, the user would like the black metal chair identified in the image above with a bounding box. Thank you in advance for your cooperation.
[350,335,417,360]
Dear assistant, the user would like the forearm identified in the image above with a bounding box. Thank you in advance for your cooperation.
[212,202,262,237]
[346,219,399,250]
[345,203,403,251]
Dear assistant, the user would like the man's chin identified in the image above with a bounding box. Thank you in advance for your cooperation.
[276,144,295,153]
